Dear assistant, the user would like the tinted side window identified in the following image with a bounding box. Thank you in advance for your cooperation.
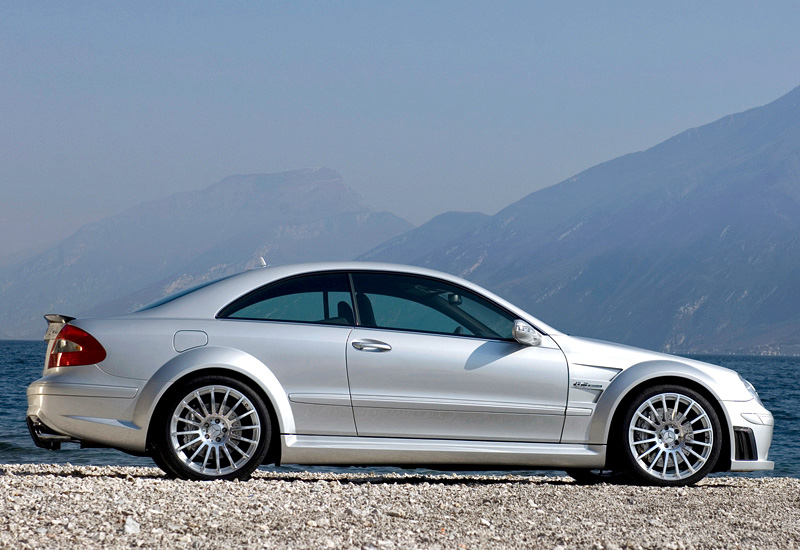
[219,273,354,325]
[351,272,515,339]
[368,293,463,334]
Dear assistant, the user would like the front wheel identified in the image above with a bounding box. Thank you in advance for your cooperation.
[620,385,722,486]
[152,375,272,480]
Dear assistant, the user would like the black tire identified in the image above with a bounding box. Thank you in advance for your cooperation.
[619,384,722,486]
[565,468,629,485]
[149,447,171,474]
[152,375,272,481]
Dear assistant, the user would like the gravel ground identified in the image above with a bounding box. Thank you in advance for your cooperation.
[1,464,798,549]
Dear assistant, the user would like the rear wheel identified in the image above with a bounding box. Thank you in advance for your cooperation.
[620,385,721,486]
[153,375,271,480]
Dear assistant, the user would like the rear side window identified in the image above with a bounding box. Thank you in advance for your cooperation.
[218,273,355,326]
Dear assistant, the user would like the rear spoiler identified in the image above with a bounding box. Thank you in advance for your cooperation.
[43,314,75,341]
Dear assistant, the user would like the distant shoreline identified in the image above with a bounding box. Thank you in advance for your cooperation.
[2,464,798,549]
[3,336,799,358]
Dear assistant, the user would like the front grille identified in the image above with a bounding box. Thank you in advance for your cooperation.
[734,427,758,461]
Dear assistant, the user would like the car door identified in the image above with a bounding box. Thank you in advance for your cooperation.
[346,272,569,443]
[216,271,357,436]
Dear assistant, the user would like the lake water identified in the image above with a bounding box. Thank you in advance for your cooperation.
[1,340,797,477]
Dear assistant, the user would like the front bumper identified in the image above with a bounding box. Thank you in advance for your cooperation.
[722,398,774,472]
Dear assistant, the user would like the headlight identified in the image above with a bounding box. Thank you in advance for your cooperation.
[739,374,763,406]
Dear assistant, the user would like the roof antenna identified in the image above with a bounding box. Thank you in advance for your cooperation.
[258,256,268,268]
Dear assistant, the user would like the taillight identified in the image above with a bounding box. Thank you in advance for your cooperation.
[48,324,107,368]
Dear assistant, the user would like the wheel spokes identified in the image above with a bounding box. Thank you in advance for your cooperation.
[636,411,658,428]
[219,388,230,415]
[176,436,203,452]
[229,409,256,424]
[169,385,262,476]
[188,443,205,462]
[679,449,697,474]
[629,391,714,481]
[632,426,657,435]
[636,442,660,460]
[194,391,211,416]
[647,402,662,424]
[685,446,706,462]
[226,396,246,419]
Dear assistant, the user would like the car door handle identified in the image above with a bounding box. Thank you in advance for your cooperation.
[351,339,392,352]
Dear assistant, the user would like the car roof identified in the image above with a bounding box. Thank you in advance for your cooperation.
[128,261,556,333]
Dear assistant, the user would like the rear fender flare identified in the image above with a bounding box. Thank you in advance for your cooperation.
[133,346,295,446]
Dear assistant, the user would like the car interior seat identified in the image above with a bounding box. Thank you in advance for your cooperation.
[356,293,376,327]
[337,301,354,325]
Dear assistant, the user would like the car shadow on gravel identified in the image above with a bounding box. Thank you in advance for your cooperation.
[5,467,168,480]
[2,466,755,488]
[252,472,574,486]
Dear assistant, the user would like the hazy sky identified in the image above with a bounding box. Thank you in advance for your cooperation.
[2,2,800,260]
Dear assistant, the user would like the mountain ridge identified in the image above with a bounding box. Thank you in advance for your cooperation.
[4,88,800,353]
[0,168,412,339]
[361,86,800,355]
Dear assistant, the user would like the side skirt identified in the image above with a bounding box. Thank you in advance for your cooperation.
[280,435,606,469]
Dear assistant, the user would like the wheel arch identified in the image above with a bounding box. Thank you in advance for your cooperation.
[134,346,294,462]
[590,361,733,472]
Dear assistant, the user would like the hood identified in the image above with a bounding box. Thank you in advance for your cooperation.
[553,334,739,377]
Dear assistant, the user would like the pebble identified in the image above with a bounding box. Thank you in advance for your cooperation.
[1,464,799,549]
[124,516,141,535]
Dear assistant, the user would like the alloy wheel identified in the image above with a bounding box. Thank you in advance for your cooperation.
[627,391,715,482]
[169,384,263,477]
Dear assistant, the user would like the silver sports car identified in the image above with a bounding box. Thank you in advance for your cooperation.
[27,262,774,485]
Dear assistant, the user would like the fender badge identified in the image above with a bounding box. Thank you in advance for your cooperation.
[573,381,603,389]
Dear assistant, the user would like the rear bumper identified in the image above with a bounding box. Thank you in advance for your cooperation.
[26,365,149,452]
[26,415,80,450]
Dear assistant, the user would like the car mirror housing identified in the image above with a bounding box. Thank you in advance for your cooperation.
[513,320,541,346]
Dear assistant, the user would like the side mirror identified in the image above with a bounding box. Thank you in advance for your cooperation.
[513,320,541,346]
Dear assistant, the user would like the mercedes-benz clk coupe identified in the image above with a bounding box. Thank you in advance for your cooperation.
[27,262,774,485]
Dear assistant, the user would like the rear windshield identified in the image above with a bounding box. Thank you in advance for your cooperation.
[136,275,235,312]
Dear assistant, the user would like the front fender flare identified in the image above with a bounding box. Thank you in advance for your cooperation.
[588,359,733,446]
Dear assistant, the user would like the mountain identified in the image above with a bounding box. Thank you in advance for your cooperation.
[362,87,800,355]
[0,168,412,339]
[360,211,491,266]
